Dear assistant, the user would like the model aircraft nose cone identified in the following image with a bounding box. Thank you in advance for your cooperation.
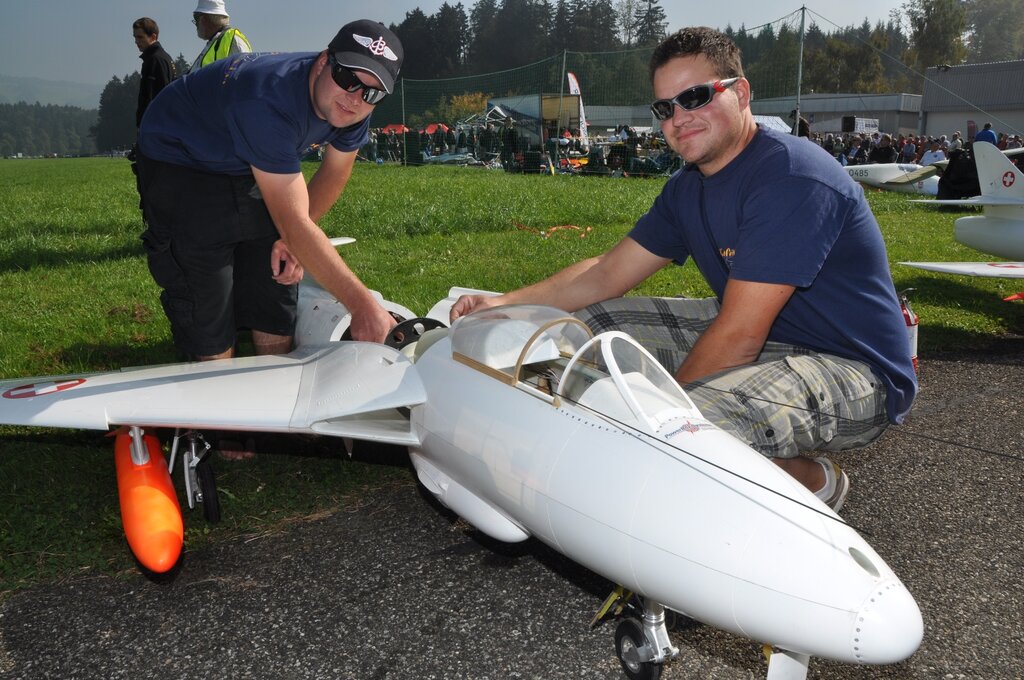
[850,579,923,664]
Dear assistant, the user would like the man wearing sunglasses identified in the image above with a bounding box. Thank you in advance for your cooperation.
[452,26,917,512]
[136,19,403,367]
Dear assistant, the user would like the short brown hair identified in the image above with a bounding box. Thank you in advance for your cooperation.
[133,17,159,38]
[650,26,744,82]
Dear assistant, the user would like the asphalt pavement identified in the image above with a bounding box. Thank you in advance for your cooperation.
[1,342,1022,679]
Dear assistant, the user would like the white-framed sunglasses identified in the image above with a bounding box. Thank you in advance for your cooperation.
[651,77,741,121]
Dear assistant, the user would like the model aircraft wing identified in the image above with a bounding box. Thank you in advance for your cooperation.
[912,196,1024,207]
[900,261,1024,278]
[0,343,426,446]
[883,163,943,185]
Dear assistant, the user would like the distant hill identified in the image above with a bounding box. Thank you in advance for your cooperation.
[0,74,102,110]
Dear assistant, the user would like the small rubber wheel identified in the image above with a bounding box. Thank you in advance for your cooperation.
[197,458,221,524]
[384,317,447,349]
[615,618,662,680]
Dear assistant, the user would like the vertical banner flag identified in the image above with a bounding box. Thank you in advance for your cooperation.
[566,72,590,148]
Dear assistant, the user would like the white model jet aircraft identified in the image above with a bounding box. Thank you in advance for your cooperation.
[0,277,923,680]
[846,146,1024,196]
[846,162,941,195]
[901,141,1024,300]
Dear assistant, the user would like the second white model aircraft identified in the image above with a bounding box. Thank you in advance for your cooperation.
[901,141,1024,299]
[846,161,941,195]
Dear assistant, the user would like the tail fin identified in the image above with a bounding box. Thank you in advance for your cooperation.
[973,142,1024,201]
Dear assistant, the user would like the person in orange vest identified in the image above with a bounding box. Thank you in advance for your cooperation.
[188,0,251,73]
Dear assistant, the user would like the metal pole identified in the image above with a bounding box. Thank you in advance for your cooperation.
[558,50,567,141]
[794,5,806,136]
[401,78,407,166]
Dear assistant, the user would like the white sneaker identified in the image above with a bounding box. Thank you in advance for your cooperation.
[812,457,850,512]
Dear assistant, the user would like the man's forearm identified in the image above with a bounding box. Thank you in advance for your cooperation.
[283,219,377,312]
[306,169,348,223]
[501,238,668,312]
[675,321,764,385]
[497,256,609,312]
[306,148,355,223]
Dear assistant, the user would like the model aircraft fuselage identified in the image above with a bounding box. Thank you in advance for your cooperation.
[847,163,940,195]
[407,309,920,666]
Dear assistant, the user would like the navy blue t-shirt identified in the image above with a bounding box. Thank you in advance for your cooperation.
[138,52,370,175]
[630,126,917,423]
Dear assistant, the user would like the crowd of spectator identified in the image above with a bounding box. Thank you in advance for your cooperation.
[358,119,679,177]
[359,119,1022,175]
[811,125,1022,167]
[359,122,507,165]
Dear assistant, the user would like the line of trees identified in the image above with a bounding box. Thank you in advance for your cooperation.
[3,0,1020,156]
[392,0,1020,82]
[2,54,190,158]
[395,0,669,79]
[0,103,98,157]
[90,55,191,154]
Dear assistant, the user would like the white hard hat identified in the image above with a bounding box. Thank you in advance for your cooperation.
[194,0,228,17]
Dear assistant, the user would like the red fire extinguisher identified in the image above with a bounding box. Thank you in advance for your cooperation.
[899,289,919,373]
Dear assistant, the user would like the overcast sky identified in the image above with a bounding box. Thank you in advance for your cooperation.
[1,1,904,85]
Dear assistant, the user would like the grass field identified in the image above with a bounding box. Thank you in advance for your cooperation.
[1,157,1021,594]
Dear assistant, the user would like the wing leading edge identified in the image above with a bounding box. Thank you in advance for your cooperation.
[899,261,1024,278]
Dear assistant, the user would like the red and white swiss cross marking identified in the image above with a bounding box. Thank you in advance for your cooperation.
[2,378,86,399]
[1003,171,1015,188]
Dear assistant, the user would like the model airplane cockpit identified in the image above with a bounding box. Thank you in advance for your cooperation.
[446,304,700,436]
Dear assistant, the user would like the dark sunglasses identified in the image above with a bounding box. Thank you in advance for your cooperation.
[328,55,387,105]
[650,77,741,121]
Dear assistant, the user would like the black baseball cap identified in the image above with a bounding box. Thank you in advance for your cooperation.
[329,20,404,94]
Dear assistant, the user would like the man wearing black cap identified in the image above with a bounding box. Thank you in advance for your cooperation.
[136,19,403,363]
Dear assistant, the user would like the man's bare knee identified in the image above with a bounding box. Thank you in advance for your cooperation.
[252,331,293,355]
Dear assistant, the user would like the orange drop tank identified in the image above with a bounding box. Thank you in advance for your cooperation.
[114,430,183,573]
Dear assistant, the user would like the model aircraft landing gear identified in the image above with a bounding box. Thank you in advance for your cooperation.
[614,600,678,680]
[169,429,221,523]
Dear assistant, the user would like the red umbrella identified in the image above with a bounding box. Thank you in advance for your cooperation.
[425,123,450,135]
[381,123,410,133]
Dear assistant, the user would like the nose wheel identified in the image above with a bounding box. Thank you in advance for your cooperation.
[615,617,663,680]
[599,593,677,680]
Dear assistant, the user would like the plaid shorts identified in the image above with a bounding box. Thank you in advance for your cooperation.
[575,297,888,458]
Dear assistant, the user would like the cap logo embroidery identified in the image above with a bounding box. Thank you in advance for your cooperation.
[353,32,398,61]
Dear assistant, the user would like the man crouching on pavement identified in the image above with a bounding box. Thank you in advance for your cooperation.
[451,26,918,512]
